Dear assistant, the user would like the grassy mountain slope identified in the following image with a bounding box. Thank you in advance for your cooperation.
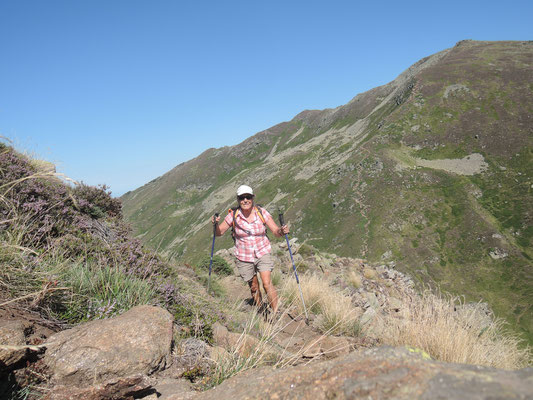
[122,40,533,343]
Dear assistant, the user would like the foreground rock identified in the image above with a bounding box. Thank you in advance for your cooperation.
[195,346,533,400]
[44,305,173,386]
[42,375,155,400]
[0,320,29,371]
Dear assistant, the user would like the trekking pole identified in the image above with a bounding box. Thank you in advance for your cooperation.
[279,212,309,323]
[207,213,219,294]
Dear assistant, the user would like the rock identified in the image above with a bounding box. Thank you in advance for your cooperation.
[381,250,392,260]
[359,307,377,326]
[44,305,173,386]
[388,297,403,312]
[153,377,195,400]
[42,375,154,400]
[489,248,508,259]
[319,336,352,359]
[364,292,380,310]
[211,322,259,357]
[209,346,229,362]
[0,320,29,371]
[194,346,533,400]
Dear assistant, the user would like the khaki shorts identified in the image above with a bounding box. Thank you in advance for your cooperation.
[235,254,274,282]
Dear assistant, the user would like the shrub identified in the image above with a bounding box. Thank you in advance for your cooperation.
[199,255,233,276]
[297,243,315,257]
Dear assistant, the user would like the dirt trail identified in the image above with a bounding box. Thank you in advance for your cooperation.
[218,275,356,362]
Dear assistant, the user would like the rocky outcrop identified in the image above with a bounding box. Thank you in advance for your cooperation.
[195,346,533,400]
[44,305,173,386]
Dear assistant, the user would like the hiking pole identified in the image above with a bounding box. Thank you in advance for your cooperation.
[279,212,309,323]
[207,213,219,294]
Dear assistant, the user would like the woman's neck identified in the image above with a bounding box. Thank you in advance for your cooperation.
[240,205,253,218]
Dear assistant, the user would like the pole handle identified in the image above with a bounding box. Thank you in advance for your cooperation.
[213,213,219,234]
[278,213,285,226]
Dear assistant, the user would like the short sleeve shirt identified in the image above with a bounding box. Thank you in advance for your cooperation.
[224,207,272,262]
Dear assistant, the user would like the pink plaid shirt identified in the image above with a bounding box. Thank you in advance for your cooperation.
[224,207,272,262]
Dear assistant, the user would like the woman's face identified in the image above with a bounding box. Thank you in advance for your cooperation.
[238,194,254,211]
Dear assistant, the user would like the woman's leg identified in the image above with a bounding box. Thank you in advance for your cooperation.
[259,270,278,313]
[248,275,262,306]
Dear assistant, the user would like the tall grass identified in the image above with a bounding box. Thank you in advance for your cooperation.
[281,273,361,336]
[382,290,531,369]
[207,307,282,388]
[53,259,157,321]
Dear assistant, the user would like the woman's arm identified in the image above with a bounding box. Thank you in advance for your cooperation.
[212,215,230,236]
[265,215,289,237]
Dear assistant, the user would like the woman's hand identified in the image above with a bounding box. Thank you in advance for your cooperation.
[211,215,221,225]
[278,224,289,236]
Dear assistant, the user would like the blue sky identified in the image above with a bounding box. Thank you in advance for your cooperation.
[1,0,531,196]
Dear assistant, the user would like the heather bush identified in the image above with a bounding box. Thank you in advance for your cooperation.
[72,182,122,218]
[0,143,202,328]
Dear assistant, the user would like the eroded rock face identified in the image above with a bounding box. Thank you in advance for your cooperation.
[195,346,533,400]
[44,305,173,386]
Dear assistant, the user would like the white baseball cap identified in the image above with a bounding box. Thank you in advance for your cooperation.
[237,185,254,196]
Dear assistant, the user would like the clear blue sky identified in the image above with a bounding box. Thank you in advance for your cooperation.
[1,0,531,196]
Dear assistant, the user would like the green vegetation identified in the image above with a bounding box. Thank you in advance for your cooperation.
[199,255,233,276]
[0,142,220,339]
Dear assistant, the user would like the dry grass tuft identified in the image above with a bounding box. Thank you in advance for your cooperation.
[363,268,377,280]
[382,290,531,370]
[346,270,362,289]
[282,273,361,336]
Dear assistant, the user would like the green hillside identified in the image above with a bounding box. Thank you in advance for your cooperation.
[122,40,533,343]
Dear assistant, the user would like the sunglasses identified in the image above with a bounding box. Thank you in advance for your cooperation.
[238,194,254,201]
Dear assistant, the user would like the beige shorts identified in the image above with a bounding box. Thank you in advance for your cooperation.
[235,254,274,282]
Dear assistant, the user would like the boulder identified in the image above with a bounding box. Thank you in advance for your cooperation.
[195,346,533,400]
[44,305,173,386]
[42,375,154,400]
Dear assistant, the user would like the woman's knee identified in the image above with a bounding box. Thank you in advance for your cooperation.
[249,276,260,292]
[261,277,273,292]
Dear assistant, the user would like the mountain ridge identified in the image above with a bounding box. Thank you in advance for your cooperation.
[122,40,533,343]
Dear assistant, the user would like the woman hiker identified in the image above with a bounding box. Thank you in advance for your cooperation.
[212,185,289,314]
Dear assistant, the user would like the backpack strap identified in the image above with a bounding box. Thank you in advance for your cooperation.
[228,207,239,243]
[254,206,266,225]
[228,206,268,242]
